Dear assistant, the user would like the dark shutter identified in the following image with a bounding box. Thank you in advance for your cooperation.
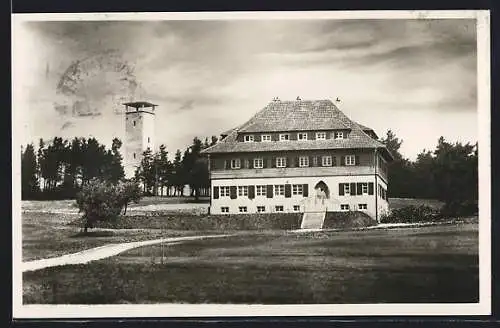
[368,182,374,195]
[350,183,356,196]
[339,183,344,196]
[262,157,267,168]
[285,184,292,198]
[294,157,299,167]
[230,186,237,199]
[355,155,360,165]
[357,183,363,195]
[248,159,253,169]
[332,156,337,166]
[224,160,228,169]
[267,158,272,168]
[271,157,276,168]
[248,185,255,199]
[311,156,317,167]
[266,185,274,198]
[303,184,308,197]
[213,186,219,199]
[340,156,345,166]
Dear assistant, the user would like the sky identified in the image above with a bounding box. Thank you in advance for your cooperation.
[14,17,478,160]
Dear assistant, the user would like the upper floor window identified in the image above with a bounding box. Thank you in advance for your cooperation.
[292,184,303,195]
[274,185,285,196]
[297,132,308,141]
[345,155,356,166]
[276,157,287,168]
[261,134,272,142]
[220,186,230,197]
[253,158,264,169]
[322,155,332,167]
[279,133,290,141]
[334,131,344,139]
[316,132,326,140]
[344,184,351,195]
[361,183,368,195]
[238,186,249,197]
[231,159,241,169]
[299,156,309,167]
[244,135,254,142]
[256,185,266,196]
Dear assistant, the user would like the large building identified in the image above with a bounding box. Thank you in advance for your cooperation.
[201,98,393,224]
[123,101,157,178]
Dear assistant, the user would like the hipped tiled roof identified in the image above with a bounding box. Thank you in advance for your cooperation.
[202,99,393,160]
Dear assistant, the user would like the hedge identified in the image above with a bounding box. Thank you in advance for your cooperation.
[322,211,377,229]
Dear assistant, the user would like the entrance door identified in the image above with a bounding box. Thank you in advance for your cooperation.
[314,181,330,205]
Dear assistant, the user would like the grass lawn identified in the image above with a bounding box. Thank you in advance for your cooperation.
[23,223,478,304]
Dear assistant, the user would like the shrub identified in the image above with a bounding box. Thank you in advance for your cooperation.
[439,200,478,219]
[75,179,142,232]
[381,205,440,223]
[323,211,377,229]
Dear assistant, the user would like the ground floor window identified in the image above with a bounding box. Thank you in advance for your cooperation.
[239,206,248,213]
[293,205,300,212]
[257,206,266,212]
[358,204,367,210]
[340,204,350,211]
[221,207,229,213]
[275,205,284,212]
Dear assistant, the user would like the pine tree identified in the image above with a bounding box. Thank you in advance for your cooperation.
[21,144,39,199]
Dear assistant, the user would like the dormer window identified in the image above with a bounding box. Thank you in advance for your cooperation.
[334,131,344,139]
[297,132,308,141]
[279,133,290,141]
[261,134,272,142]
[316,132,326,140]
[244,135,254,142]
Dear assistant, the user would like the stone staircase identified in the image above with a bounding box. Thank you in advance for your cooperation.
[300,210,326,229]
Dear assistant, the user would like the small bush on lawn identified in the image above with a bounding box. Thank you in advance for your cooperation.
[76,179,142,233]
[381,205,440,224]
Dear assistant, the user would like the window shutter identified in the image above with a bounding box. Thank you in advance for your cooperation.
[339,183,344,196]
[340,156,345,166]
[312,156,317,167]
[303,184,309,197]
[294,157,299,167]
[355,155,360,165]
[266,185,274,198]
[230,186,237,199]
[267,158,272,168]
[285,184,292,198]
[368,182,374,195]
[224,160,228,169]
[350,183,356,196]
[213,186,219,199]
[357,183,363,195]
[271,157,276,168]
[332,156,337,166]
[248,158,254,169]
[248,185,255,199]
[262,157,268,168]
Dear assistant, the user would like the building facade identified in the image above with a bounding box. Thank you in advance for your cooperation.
[201,99,393,222]
[123,101,157,178]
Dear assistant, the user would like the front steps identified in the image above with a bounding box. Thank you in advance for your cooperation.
[300,211,326,229]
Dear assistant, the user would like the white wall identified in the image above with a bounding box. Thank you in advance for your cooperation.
[211,175,385,219]
[124,110,155,178]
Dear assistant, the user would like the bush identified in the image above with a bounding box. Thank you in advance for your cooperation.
[323,211,377,229]
[439,200,478,218]
[75,179,142,232]
[381,205,440,224]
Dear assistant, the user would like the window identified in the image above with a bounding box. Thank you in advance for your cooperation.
[297,132,308,141]
[221,207,229,213]
[322,156,332,167]
[345,155,356,166]
[261,134,272,142]
[316,132,326,140]
[361,183,368,195]
[276,157,287,168]
[256,185,266,196]
[220,186,230,197]
[275,205,284,212]
[293,205,300,212]
[299,156,309,167]
[340,204,350,211]
[358,204,368,210]
[274,185,285,196]
[237,186,249,197]
[133,120,136,126]
[257,206,266,213]
[133,153,136,159]
[344,184,351,195]
[253,158,264,169]
[292,184,303,195]
[231,159,241,169]
[334,131,344,139]
[279,134,290,141]
[239,206,248,213]
[244,135,254,142]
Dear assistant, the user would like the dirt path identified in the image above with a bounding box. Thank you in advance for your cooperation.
[21,234,232,272]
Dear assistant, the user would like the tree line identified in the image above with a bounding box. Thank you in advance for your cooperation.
[21,136,217,200]
[381,130,478,216]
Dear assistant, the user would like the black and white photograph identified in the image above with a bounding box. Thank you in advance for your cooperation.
[12,10,491,318]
